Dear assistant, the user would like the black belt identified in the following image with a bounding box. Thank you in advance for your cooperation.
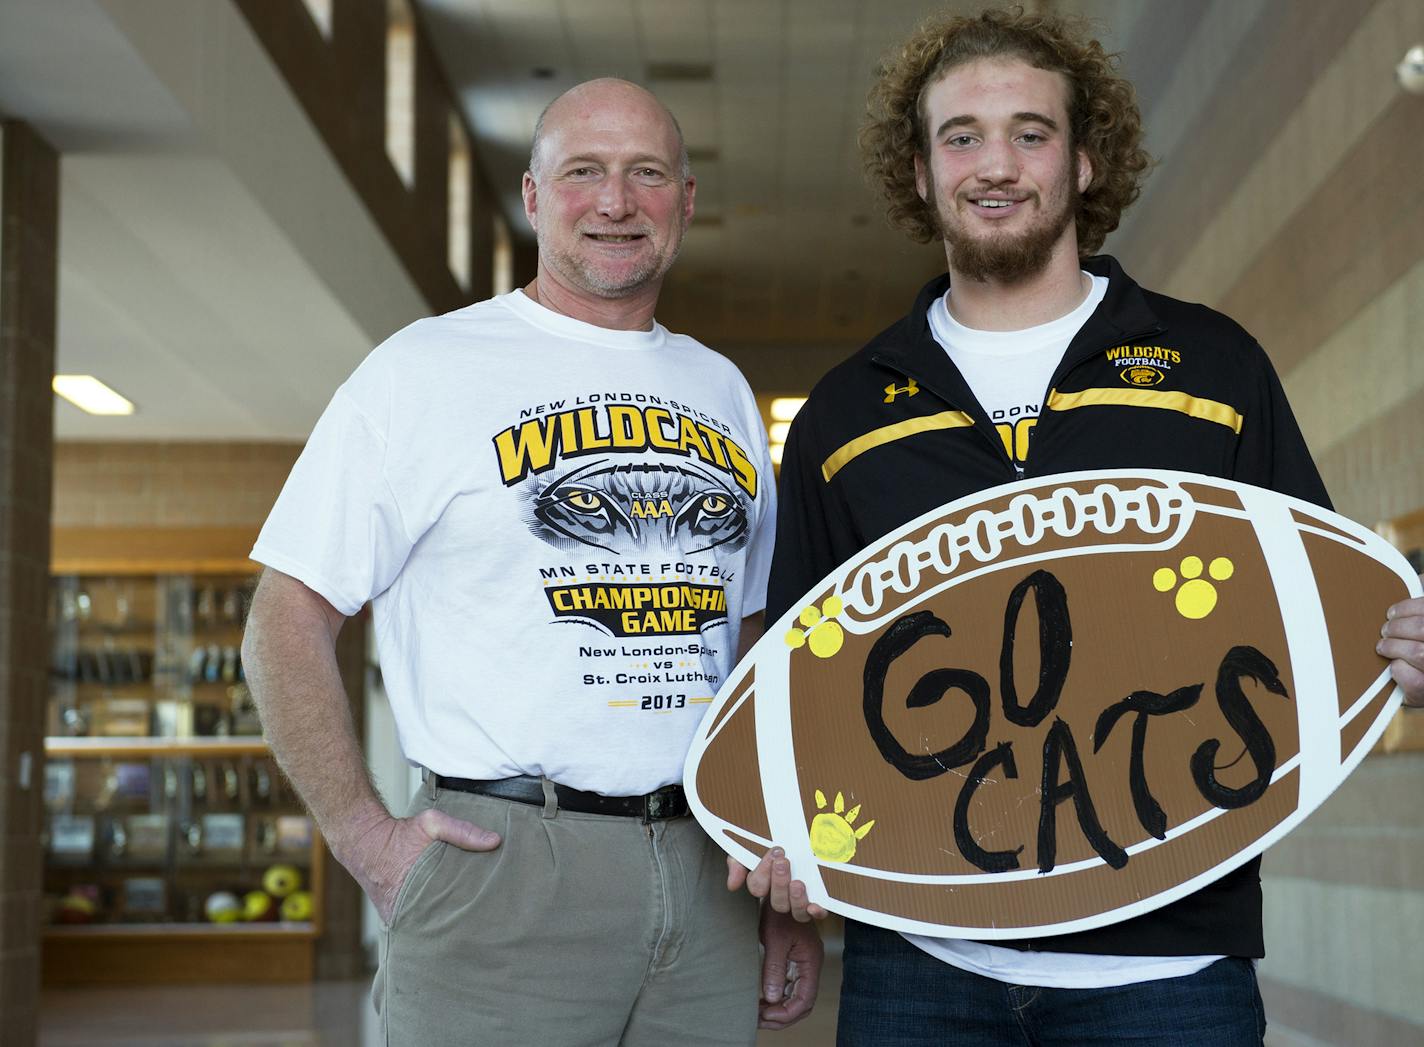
[434,774,689,822]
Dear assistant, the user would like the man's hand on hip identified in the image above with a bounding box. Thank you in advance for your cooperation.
[338,807,501,925]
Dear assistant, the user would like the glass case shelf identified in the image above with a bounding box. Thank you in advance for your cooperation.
[49,572,262,741]
[43,740,322,936]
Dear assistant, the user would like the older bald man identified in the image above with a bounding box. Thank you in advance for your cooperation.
[243,79,822,1046]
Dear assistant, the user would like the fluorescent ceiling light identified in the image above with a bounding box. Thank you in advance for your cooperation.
[770,397,806,422]
[769,443,784,465]
[769,421,792,444]
[52,375,135,416]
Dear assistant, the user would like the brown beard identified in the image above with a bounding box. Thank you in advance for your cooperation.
[934,181,1080,283]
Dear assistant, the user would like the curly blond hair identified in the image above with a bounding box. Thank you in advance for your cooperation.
[861,6,1150,254]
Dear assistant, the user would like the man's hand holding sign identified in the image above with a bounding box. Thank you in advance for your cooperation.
[1381,591,1424,706]
[694,470,1424,936]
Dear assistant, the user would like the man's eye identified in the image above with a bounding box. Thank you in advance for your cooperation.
[1019,132,1046,144]
[947,135,976,148]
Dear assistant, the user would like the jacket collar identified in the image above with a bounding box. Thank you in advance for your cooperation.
[872,254,1164,390]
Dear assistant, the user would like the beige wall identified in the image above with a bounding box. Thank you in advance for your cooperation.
[1109,1,1424,1041]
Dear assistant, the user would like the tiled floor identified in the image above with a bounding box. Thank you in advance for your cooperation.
[37,952,1313,1046]
[39,951,842,1047]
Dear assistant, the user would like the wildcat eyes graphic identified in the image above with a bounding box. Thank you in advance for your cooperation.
[528,460,750,555]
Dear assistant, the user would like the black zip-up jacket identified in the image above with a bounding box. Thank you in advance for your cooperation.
[768,255,1329,958]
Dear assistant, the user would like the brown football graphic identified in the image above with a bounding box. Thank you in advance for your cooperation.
[685,470,1420,938]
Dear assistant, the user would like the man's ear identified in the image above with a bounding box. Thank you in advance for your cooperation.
[1076,148,1093,194]
[682,175,697,230]
[521,171,538,232]
[914,153,929,202]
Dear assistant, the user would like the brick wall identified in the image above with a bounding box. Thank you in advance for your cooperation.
[52,442,300,529]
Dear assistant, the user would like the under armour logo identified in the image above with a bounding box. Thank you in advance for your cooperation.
[884,379,919,403]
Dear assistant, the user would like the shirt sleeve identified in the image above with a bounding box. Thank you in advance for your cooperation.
[251,388,415,616]
[1230,344,1332,511]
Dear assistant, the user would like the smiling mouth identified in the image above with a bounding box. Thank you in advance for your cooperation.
[585,233,647,242]
[967,197,1029,211]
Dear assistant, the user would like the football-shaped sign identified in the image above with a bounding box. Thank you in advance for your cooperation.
[686,470,1420,938]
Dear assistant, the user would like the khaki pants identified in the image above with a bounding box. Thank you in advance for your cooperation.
[373,777,761,1046]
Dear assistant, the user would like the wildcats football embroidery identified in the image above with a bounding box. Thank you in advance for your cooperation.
[685,470,1420,938]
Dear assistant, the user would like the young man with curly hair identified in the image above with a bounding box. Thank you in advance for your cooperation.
[756,7,1424,1045]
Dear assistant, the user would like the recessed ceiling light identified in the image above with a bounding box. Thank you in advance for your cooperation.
[52,375,135,416]
[770,397,806,422]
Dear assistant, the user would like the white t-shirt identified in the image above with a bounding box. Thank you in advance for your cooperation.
[917,274,1219,989]
[252,290,776,796]
[928,274,1107,474]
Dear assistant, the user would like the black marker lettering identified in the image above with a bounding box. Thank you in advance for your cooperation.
[1094,685,1203,839]
[954,741,1023,873]
[1000,570,1072,728]
[863,611,990,781]
[1191,645,1288,809]
[1038,718,1127,873]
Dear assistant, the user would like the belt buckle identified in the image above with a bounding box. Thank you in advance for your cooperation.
[644,786,682,822]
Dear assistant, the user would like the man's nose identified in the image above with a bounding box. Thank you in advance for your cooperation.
[976,137,1020,184]
[596,176,635,220]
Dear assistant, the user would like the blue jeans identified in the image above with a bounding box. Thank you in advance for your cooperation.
[837,922,1266,1046]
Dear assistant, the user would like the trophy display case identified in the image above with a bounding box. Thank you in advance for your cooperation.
[42,570,325,985]
[48,573,262,742]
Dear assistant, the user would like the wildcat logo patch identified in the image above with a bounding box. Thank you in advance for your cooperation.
[1105,345,1180,387]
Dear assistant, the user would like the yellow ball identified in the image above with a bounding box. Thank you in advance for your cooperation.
[204,891,242,924]
[262,864,302,898]
[280,890,313,922]
[243,890,276,921]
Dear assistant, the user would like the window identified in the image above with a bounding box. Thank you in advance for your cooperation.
[447,113,472,289]
[299,0,332,38]
[493,214,514,296]
[385,0,416,188]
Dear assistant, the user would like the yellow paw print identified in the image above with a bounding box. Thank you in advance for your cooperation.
[1153,555,1234,619]
[809,788,875,863]
[784,596,845,658]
